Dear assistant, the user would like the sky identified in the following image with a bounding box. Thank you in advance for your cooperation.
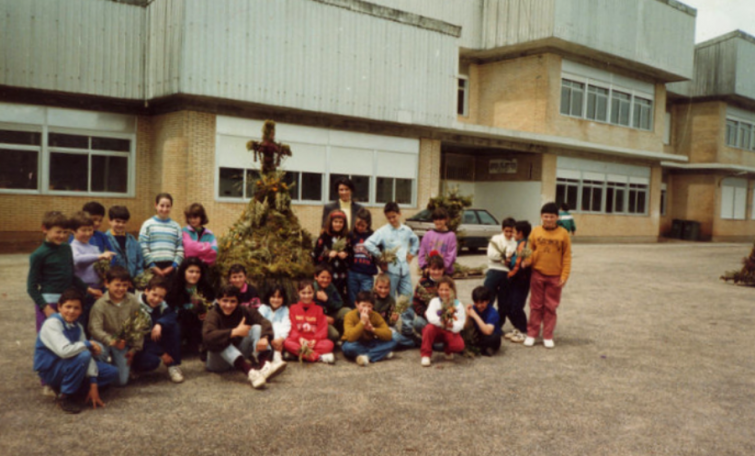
[680,0,755,43]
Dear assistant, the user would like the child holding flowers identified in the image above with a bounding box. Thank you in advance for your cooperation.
[166,257,215,358]
[421,276,466,367]
[400,254,446,346]
[284,280,335,364]
[312,210,351,303]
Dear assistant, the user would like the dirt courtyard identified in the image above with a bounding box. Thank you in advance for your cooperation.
[1,243,754,456]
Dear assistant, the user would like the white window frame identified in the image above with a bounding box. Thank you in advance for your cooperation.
[721,178,747,220]
[0,123,43,195]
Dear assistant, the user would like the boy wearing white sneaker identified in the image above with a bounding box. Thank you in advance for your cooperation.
[341,291,396,366]
[202,285,275,389]
[523,203,571,348]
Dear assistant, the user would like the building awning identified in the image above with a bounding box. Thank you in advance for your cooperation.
[661,161,755,174]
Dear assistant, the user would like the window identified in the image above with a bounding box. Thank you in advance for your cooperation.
[726,120,739,147]
[586,86,609,122]
[476,210,498,225]
[457,77,469,116]
[610,91,631,126]
[725,118,755,151]
[560,79,584,117]
[628,183,648,214]
[721,178,747,220]
[632,97,653,130]
[581,180,604,212]
[555,178,579,211]
[0,129,41,191]
[376,177,412,205]
[218,167,323,202]
[605,180,627,214]
[47,133,130,194]
[462,211,478,224]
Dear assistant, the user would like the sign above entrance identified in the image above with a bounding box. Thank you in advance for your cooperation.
[489,158,517,174]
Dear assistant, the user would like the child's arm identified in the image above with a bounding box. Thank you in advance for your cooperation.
[314,308,329,341]
[139,221,156,270]
[370,313,393,341]
[445,234,458,274]
[508,242,525,278]
[341,311,364,342]
[418,236,429,270]
[278,308,291,340]
[450,301,466,333]
[204,230,219,264]
[172,222,184,270]
[487,236,502,262]
[72,242,104,267]
[27,253,49,313]
[39,318,93,359]
[560,232,572,287]
[363,229,383,258]
[202,312,236,351]
[328,286,344,311]
[88,302,115,347]
[406,229,419,262]
[425,298,442,327]
[133,235,145,277]
[465,305,495,336]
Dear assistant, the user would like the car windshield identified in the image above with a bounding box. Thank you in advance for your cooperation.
[476,210,498,225]
[409,209,432,221]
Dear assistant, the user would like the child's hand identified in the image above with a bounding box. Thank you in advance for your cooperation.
[125,350,134,366]
[151,324,162,341]
[406,253,414,263]
[232,317,251,338]
[328,250,338,259]
[86,384,105,410]
[337,251,348,259]
[507,271,515,279]
[390,312,400,323]
[465,304,476,317]
[162,266,174,276]
[316,290,328,302]
[378,262,388,272]
[88,287,103,299]
[99,251,116,260]
[558,278,567,288]
[271,338,284,351]
[42,305,56,318]
[89,341,102,356]
[113,339,127,350]
[255,338,269,353]
[160,353,174,366]
[151,266,165,277]
[326,315,335,325]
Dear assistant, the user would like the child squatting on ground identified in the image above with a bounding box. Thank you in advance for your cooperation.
[341,291,397,366]
[34,289,119,414]
[421,276,467,367]
[465,286,502,356]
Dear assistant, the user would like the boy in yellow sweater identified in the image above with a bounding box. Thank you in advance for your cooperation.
[524,202,571,348]
[341,291,397,366]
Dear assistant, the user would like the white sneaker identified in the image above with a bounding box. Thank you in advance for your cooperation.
[503,332,514,340]
[41,385,56,398]
[421,356,431,367]
[248,369,266,389]
[259,360,287,381]
[509,330,526,344]
[444,353,454,361]
[320,353,335,364]
[523,336,536,347]
[273,351,285,364]
[356,355,370,366]
[385,351,394,360]
[167,366,185,383]
[543,339,555,349]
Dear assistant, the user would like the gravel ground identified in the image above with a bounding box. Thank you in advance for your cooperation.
[2,243,755,456]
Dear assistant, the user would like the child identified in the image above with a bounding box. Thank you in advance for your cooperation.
[524,203,571,348]
[400,254,446,346]
[131,276,184,383]
[506,220,532,344]
[88,266,143,386]
[34,289,119,413]
[227,264,261,308]
[348,208,378,307]
[257,284,290,370]
[284,279,335,363]
[312,210,351,303]
[313,264,350,342]
[166,257,215,357]
[105,205,145,280]
[421,277,466,367]
[202,285,276,389]
[372,273,396,327]
[364,201,419,298]
[139,193,184,281]
[418,208,457,276]
[28,211,89,334]
[182,203,218,266]
[558,203,577,236]
[465,286,502,356]
[70,211,116,328]
[342,291,397,366]
[483,217,517,334]
[68,201,113,253]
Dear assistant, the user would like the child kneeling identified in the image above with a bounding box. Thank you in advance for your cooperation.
[465,286,502,356]
[202,285,279,389]
[34,289,118,414]
[342,291,397,366]
[421,277,466,367]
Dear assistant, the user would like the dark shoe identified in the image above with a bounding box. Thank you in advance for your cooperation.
[57,395,82,414]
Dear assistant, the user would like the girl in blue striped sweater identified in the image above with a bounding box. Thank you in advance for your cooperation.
[139,193,184,283]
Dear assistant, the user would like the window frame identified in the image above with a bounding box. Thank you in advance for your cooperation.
[556,174,649,216]
[457,76,469,117]
[559,78,654,131]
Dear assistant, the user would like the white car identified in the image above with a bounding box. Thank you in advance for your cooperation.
[406,208,500,252]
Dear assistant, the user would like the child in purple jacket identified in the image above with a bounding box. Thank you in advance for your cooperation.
[418,208,457,276]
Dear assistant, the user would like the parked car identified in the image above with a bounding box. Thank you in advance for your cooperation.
[406,208,500,252]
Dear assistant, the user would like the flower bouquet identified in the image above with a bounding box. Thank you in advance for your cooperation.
[132,270,154,291]
[114,309,152,346]
[378,246,400,266]
[93,258,111,281]
[437,291,458,328]
[189,290,214,315]
[393,295,411,316]
[298,341,314,363]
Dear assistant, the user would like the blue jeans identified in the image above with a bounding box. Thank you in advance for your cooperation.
[348,271,375,307]
[93,342,132,387]
[205,325,268,372]
[38,350,118,395]
[132,321,182,372]
[388,272,413,299]
[342,339,397,362]
[399,307,428,341]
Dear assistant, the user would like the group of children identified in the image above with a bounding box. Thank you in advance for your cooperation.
[28,192,571,414]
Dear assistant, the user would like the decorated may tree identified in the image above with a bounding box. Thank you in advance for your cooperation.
[720,241,755,286]
[215,120,314,301]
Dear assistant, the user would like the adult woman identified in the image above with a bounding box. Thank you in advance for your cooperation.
[321,176,364,230]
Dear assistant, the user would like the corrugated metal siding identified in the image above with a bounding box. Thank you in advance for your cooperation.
[734,39,755,101]
[0,0,144,99]
[167,0,457,128]
[481,0,555,49]
[146,0,184,98]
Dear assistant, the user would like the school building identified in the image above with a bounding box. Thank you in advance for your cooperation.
[0,0,752,251]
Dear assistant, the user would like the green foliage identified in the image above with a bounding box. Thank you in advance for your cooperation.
[426,185,473,234]
[721,241,755,286]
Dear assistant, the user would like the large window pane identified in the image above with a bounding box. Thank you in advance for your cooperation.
[726,120,738,146]
[92,137,130,152]
[560,80,584,117]
[376,177,393,204]
[91,155,128,193]
[0,129,41,145]
[633,97,653,130]
[300,172,322,201]
[0,148,38,190]
[395,178,412,204]
[610,91,631,126]
[49,133,88,149]
[219,167,243,198]
[50,152,87,192]
[587,86,608,122]
[352,175,370,203]
[282,171,299,199]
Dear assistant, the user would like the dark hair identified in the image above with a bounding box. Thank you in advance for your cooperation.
[69,211,94,231]
[146,276,170,292]
[297,279,315,292]
[228,264,247,276]
[502,217,516,229]
[155,193,173,205]
[42,211,68,230]
[355,291,374,305]
[427,254,445,271]
[541,202,559,215]
[184,202,209,226]
[265,284,289,307]
[217,284,241,300]
[106,265,132,283]
[335,176,355,193]
[167,257,214,309]
[432,208,449,220]
[471,286,492,303]
[515,220,532,239]
[560,203,570,212]
[355,208,372,231]
[108,205,131,221]
[58,288,84,306]
[383,201,400,214]
[436,276,457,296]
[82,202,105,217]
[323,210,349,237]
[314,263,333,277]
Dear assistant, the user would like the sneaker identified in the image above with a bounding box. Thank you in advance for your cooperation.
[421,356,431,367]
[41,385,56,398]
[523,336,536,347]
[444,353,454,361]
[503,332,514,340]
[57,395,82,414]
[356,355,370,366]
[543,339,555,349]
[509,330,526,344]
[260,359,287,381]
[385,352,394,360]
[320,353,335,364]
[168,366,185,383]
[248,369,266,389]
